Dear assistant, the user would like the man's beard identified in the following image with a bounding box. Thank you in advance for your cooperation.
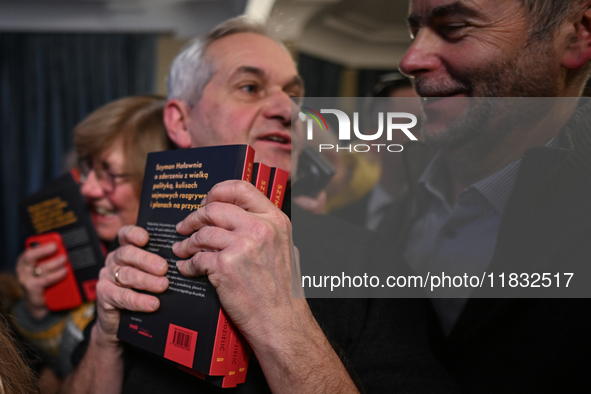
[415,41,560,150]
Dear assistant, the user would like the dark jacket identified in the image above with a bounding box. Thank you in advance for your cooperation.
[378,99,591,393]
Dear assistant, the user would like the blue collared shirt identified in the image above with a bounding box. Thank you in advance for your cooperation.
[404,137,559,335]
[404,152,521,335]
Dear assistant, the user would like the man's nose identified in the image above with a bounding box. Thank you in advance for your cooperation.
[399,28,442,78]
[263,88,292,125]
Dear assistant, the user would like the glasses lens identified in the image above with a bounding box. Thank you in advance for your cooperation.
[103,171,115,193]
[78,157,92,181]
[77,157,115,193]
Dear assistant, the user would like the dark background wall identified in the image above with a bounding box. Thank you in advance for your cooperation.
[0,33,156,270]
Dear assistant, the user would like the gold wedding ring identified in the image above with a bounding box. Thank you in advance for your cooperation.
[114,267,123,286]
[33,266,42,277]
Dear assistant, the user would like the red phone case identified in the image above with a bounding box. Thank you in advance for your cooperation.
[25,232,83,311]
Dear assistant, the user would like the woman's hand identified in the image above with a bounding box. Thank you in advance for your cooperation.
[15,243,68,319]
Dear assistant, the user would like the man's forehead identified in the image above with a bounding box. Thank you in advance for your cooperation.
[207,32,297,76]
[407,0,518,26]
[409,0,472,16]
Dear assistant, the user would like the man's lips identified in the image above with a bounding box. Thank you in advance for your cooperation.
[421,92,469,108]
[257,133,292,147]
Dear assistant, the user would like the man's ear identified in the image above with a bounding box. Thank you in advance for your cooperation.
[164,99,193,149]
[561,3,591,70]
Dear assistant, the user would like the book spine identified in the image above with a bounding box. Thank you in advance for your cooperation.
[208,309,230,375]
[267,168,289,209]
[222,326,239,388]
[254,163,271,195]
[213,144,255,384]
[241,146,256,182]
[236,333,251,384]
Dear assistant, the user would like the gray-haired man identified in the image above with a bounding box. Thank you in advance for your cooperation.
[61,18,437,394]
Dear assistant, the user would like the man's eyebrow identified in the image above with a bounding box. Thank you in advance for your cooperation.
[407,2,482,27]
[230,65,265,79]
[230,66,304,88]
[288,75,305,93]
[230,65,304,93]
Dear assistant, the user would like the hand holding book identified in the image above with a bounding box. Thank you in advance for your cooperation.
[74,145,358,392]
[72,224,169,394]
[93,225,168,346]
[173,179,296,341]
[173,182,356,393]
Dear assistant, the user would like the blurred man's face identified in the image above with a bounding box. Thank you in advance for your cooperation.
[185,32,304,176]
[399,0,563,147]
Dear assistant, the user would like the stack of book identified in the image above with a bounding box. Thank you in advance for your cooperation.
[117,144,288,388]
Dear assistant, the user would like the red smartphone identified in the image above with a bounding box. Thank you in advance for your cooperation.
[25,232,83,311]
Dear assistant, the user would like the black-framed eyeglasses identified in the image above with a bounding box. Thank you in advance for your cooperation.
[78,156,135,194]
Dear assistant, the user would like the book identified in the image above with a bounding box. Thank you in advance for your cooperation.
[267,167,289,209]
[251,163,271,195]
[117,144,255,379]
[178,162,276,388]
[181,163,285,388]
[236,330,251,384]
[187,322,245,388]
[19,172,105,306]
[221,326,239,388]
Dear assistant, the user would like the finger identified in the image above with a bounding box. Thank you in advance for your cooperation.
[291,246,305,298]
[204,180,291,233]
[37,266,69,288]
[176,181,274,236]
[203,180,274,213]
[20,243,59,267]
[98,276,161,313]
[293,192,326,214]
[34,254,67,275]
[108,245,168,277]
[177,251,218,280]
[112,265,169,293]
[117,225,150,247]
[293,246,301,277]
[176,201,247,236]
[172,226,231,259]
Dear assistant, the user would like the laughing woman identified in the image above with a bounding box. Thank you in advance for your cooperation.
[12,96,175,388]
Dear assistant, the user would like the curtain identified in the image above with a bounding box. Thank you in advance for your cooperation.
[0,33,157,271]
[297,53,343,98]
